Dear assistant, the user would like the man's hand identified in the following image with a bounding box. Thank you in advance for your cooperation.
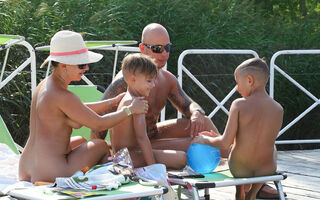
[186,111,206,138]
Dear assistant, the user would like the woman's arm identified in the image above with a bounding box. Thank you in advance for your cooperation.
[60,91,148,131]
[85,93,125,113]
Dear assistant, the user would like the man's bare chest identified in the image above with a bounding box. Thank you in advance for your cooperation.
[147,84,170,114]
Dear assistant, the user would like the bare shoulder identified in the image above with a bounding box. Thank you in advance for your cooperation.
[102,70,127,100]
[161,69,178,84]
[231,98,246,110]
[117,92,133,109]
[270,98,284,113]
[55,88,81,106]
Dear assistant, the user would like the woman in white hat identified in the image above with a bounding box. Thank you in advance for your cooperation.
[19,30,149,183]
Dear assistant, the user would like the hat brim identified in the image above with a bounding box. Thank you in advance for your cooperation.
[40,51,103,68]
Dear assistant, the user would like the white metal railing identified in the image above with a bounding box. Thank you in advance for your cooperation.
[177,49,259,119]
[270,50,320,144]
[0,35,36,152]
[178,49,320,145]
[0,36,36,94]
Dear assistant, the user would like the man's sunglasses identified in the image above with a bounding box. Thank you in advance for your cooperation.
[78,64,88,69]
[143,43,172,53]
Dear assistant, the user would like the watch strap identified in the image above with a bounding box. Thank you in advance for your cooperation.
[195,108,205,115]
[124,107,132,116]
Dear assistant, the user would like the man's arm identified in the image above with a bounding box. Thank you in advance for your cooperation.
[91,76,128,139]
[167,75,204,118]
[133,114,156,166]
[168,75,208,137]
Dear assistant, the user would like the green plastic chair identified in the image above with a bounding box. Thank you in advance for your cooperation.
[68,85,104,141]
[0,115,20,154]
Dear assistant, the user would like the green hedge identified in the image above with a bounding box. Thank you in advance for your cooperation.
[0,0,319,149]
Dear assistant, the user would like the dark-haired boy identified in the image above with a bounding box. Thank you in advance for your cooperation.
[193,58,284,200]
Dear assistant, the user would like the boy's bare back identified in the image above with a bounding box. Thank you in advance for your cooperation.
[228,93,283,178]
[192,58,284,199]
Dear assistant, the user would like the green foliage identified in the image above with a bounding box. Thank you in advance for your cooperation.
[0,0,320,149]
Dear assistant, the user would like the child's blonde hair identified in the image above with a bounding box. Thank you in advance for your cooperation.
[122,53,157,81]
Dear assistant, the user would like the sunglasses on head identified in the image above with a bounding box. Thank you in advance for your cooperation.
[143,43,172,53]
[78,64,88,69]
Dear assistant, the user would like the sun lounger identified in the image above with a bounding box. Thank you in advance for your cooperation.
[8,181,167,200]
[168,169,287,200]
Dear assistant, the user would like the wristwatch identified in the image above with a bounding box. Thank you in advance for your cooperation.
[124,107,132,116]
[195,108,205,115]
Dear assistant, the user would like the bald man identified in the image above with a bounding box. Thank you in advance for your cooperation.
[91,23,219,152]
[91,23,283,198]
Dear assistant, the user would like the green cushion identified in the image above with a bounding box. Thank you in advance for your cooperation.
[37,40,137,51]
[68,85,104,141]
[0,34,21,45]
[0,115,19,154]
[68,85,103,103]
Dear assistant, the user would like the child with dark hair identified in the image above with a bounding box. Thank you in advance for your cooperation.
[192,58,283,200]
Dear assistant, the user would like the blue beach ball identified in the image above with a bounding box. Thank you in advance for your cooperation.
[187,143,221,174]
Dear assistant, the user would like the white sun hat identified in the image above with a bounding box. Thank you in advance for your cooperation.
[40,30,103,68]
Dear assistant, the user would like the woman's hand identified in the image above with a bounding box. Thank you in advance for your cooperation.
[128,97,149,114]
[111,93,125,107]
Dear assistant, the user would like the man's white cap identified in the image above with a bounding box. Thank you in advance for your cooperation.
[40,30,103,68]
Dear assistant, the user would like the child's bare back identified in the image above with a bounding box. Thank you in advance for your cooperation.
[192,58,283,200]
[228,93,283,178]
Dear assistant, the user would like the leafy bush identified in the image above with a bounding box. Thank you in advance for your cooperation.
[0,0,319,149]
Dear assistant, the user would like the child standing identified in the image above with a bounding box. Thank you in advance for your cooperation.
[192,58,283,200]
[111,53,186,169]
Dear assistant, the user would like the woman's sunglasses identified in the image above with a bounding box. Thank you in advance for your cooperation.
[78,64,88,69]
[143,43,172,53]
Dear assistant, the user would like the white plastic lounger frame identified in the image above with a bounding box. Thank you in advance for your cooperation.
[0,34,36,94]
[0,34,36,153]
[177,49,259,119]
[169,172,287,200]
[36,41,168,122]
[9,182,167,200]
[270,50,320,145]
